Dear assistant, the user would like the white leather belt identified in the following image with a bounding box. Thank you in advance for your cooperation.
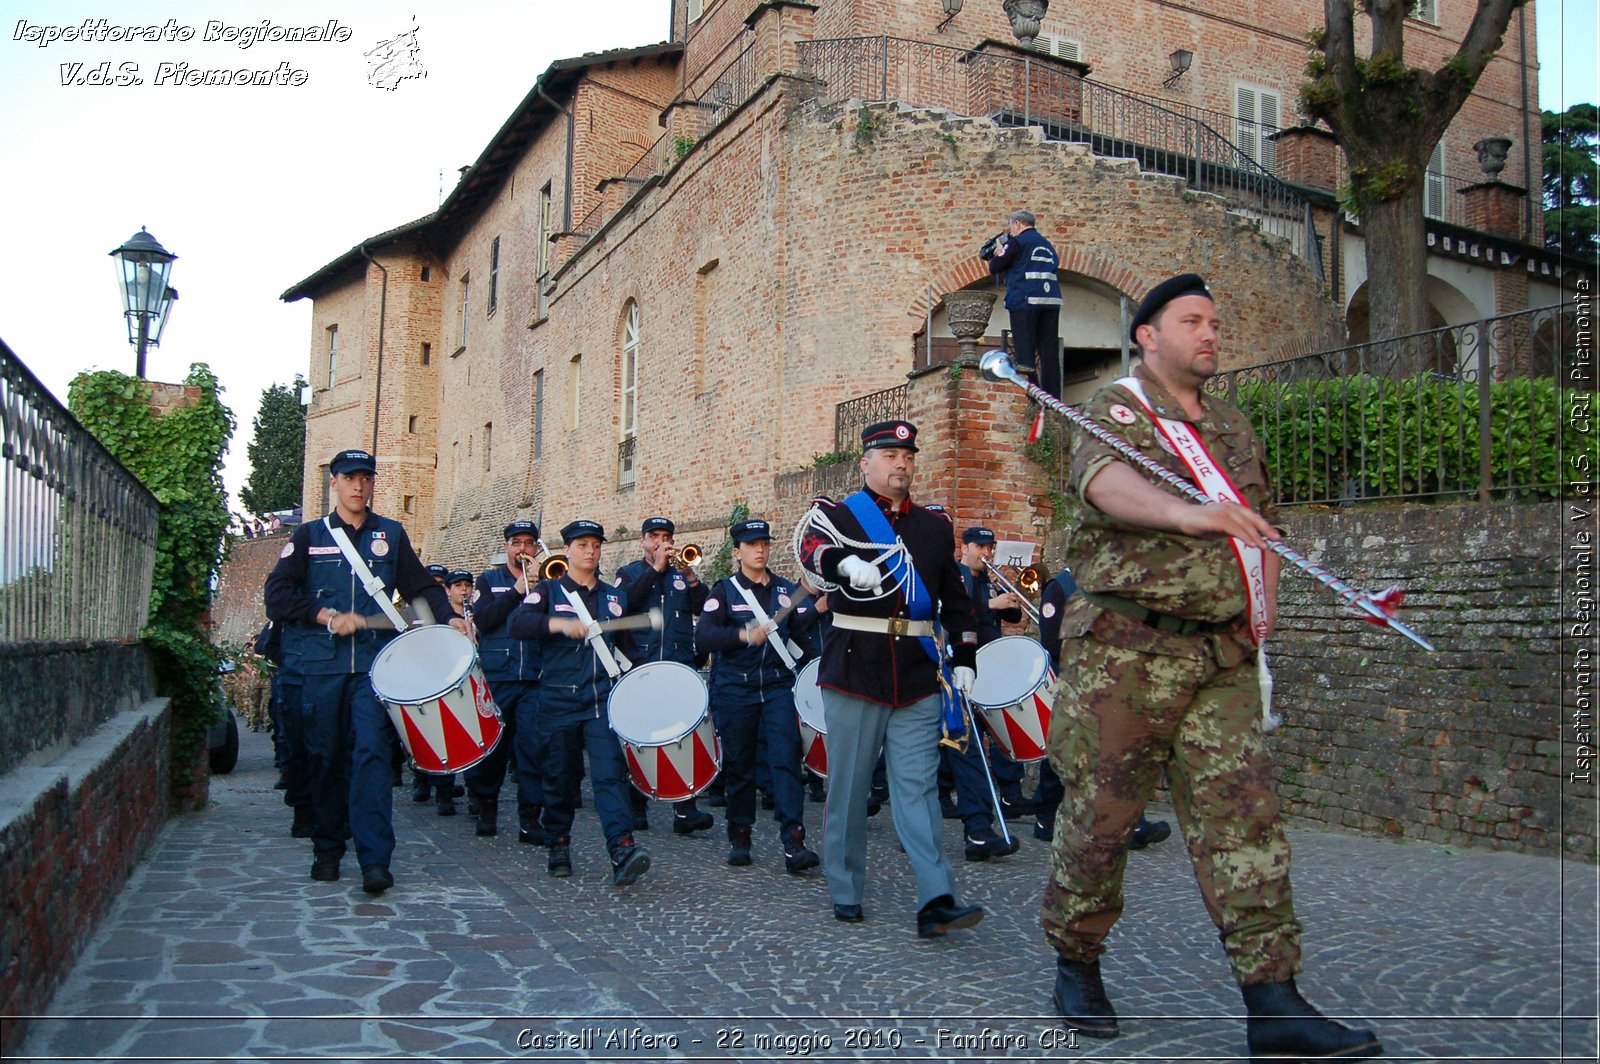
[831,614,934,638]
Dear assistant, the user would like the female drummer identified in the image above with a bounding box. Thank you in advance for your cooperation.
[695,518,825,872]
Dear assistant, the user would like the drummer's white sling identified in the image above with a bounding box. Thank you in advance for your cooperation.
[326,518,409,630]
[731,580,803,672]
[559,585,629,678]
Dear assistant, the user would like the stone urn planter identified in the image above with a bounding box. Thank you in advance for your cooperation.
[1473,136,1513,177]
[944,289,998,364]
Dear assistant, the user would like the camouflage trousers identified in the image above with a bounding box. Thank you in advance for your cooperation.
[1040,630,1302,986]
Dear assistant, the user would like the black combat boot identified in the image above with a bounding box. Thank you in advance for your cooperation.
[727,825,752,866]
[673,800,714,834]
[782,827,820,873]
[518,806,545,846]
[411,772,432,803]
[475,795,498,837]
[1052,958,1119,1039]
[547,837,572,878]
[1241,978,1382,1060]
[1129,815,1171,850]
[629,789,650,831]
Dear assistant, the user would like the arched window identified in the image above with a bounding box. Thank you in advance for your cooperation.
[619,302,640,487]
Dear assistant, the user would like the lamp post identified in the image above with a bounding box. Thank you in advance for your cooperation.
[110,227,178,379]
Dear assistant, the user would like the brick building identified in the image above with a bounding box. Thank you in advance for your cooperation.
[281,0,1571,569]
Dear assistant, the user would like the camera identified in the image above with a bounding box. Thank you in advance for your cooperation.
[978,230,1006,261]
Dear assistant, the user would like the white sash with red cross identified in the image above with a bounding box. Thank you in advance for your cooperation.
[1115,377,1269,646]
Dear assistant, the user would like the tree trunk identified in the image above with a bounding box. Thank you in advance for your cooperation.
[1358,181,1431,340]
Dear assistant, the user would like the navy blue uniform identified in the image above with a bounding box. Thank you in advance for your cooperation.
[988,224,1064,397]
[614,560,707,666]
[695,572,820,838]
[508,574,634,849]
[467,564,546,834]
[264,512,454,871]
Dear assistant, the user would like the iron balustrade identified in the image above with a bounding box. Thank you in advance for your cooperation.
[797,36,1319,273]
[618,434,638,489]
[1,338,159,643]
[1036,304,1587,510]
[834,383,909,454]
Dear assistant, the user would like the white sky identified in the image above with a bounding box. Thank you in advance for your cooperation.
[0,0,1593,517]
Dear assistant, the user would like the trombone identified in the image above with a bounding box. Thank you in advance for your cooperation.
[513,538,568,584]
[986,563,1042,627]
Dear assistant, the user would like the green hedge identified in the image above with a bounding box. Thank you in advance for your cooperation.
[1231,374,1588,502]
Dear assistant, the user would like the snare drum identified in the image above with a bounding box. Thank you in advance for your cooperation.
[370,624,503,774]
[793,659,828,778]
[607,661,722,800]
[968,635,1055,763]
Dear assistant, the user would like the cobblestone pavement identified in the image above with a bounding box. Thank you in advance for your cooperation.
[14,728,1598,1063]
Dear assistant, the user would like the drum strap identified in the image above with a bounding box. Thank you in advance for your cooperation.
[325,518,409,630]
[559,584,626,678]
[730,578,802,672]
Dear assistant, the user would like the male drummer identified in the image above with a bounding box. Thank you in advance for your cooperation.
[614,516,714,836]
[508,520,650,887]
[264,448,465,895]
[695,518,824,871]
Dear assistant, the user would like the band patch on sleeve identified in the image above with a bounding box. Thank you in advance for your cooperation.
[279,542,294,559]
[704,598,721,612]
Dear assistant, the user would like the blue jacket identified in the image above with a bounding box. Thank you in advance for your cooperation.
[614,558,707,665]
[695,571,820,704]
[472,564,542,683]
[987,226,1063,312]
[959,562,1023,646]
[264,512,451,677]
[507,574,627,721]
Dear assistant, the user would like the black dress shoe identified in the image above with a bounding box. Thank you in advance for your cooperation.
[1130,816,1171,850]
[964,825,1020,861]
[1052,958,1119,1038]
[673,808,714,834]
[1032,816,1054,842]
[833,903,864,923]
[1242,978,1382,1060]
[916,895,984,938]
[998,793,1037,819]
[360,864,394,895]
[309,856,340,882]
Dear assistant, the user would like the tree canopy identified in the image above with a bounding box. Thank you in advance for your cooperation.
[1544,102,1599,264]
[240,376,306,515]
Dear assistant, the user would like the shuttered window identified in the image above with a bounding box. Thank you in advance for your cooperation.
[1424,141,1446,220]
[1234,83,1283,173]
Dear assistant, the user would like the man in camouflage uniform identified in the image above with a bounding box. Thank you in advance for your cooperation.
[1042,274,1381,1061]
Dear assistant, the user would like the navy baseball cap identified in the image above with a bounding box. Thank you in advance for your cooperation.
[641,516,675,536]
[446,569,474,586]
[1130,273,1213,340]
[504,520,539,541]
[861,420,918,452]
[561,519,606,544]
[729,518,772,544]
[425,563,449,580]
[329,449,377,475]
[962,526,996,545]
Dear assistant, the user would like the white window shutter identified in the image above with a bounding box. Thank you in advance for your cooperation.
[1413,0,1439,26]
[1235,85,1260,166]
[1258,88,1281,174]
[1425,141,1445,220]
[687,0,704,23]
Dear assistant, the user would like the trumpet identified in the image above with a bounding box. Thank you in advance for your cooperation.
[665,543,702,573]
[539,553,569,581]
[986,563,1042,627]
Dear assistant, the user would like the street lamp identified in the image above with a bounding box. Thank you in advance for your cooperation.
[110,227,178,378]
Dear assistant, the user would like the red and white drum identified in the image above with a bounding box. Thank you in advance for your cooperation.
[370,624,503,774]
[968,635,1056,764]
[793,659,828,778]
[607,661,722,801]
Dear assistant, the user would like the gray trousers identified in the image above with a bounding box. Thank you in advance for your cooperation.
[821,689,957,909]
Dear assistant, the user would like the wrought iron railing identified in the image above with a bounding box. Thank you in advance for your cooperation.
[1034,303,1588,507]
[617,433,637,489]
[834,383,909,453]
[797,36,1319,271]
[697,34,763,132]
[1,338,159,642]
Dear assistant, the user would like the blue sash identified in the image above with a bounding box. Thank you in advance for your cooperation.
[840,492,967,742]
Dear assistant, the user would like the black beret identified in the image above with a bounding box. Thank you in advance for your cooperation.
[1129,273,1213,340]
[504,520,539,541]
[641,516,675,536]
[329,449,377,475]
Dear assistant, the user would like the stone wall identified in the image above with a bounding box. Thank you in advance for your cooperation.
[0,641,154,778]
[211,533,290,650]
[0,692,169,1057]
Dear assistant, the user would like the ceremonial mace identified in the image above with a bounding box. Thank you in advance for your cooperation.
[978,350,1435,652]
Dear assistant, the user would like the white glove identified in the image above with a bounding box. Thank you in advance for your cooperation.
[952,666,976,695]
[838,555,883,593]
